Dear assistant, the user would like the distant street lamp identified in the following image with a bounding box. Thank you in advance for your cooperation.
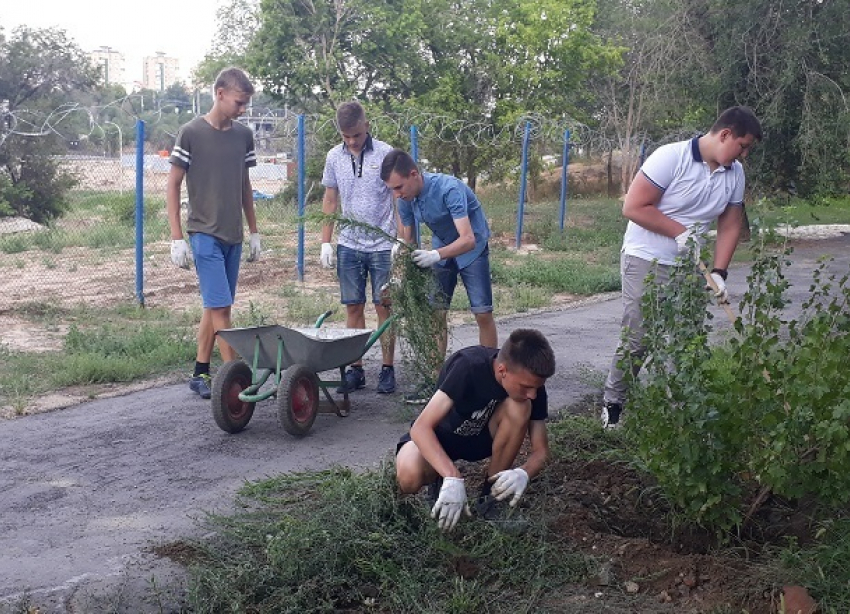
[104,121,123,194]
[102,46,112,85]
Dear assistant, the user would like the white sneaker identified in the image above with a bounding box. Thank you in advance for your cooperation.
[601,401,623,429]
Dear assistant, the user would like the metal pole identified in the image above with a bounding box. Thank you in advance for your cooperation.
[297,114,306,281]
[135,119,145,306]
[410,124,421,246]
[410,125,418,162]
[515,121,531,249]
[559,129,570,232]
[105,121,123,195]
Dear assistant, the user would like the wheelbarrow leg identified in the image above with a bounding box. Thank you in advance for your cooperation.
[317,366,351,417]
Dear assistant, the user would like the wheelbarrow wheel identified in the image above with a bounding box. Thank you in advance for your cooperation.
[211,360,256,433]
[278,364,319,437]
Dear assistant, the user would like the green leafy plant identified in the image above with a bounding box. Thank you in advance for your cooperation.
[626,240,850,537]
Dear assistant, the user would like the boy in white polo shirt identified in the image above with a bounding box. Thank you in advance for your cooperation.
[320,101,399,395]
[602,106,762,428]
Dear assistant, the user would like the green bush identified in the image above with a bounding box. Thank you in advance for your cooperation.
[0,134,76,223]
[627,243,850,536]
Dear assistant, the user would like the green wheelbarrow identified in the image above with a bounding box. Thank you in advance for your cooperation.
[210,311,395,436]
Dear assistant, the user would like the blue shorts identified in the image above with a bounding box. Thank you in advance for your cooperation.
[433,244,493,314]
[337,245,392,305]
[190,232,241,309]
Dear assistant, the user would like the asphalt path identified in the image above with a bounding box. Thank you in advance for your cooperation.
[1,235,848,612]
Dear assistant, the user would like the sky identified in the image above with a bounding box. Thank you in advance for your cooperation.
[1,0,223,86]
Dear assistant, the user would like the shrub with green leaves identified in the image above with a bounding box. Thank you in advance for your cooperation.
[626,243,850,536]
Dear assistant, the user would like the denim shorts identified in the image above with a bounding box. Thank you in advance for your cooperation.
[337,244,392,305]
[190,232,241,309]
[433,244,493,314]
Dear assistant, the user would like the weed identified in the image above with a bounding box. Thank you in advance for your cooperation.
[779,519,850,613]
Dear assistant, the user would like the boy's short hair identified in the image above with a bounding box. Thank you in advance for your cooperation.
[214,67,255,96]
[710,106,762,140]
[497,329,556,379]
[380,149,419,181]
[336,101,366,132]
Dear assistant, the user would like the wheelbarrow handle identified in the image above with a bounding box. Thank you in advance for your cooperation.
[363,314,398,353]
[314,310,336,328]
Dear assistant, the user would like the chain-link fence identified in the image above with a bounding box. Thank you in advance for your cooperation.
[0,100,696,314]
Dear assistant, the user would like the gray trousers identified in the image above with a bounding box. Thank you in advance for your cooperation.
[603,253,671,405]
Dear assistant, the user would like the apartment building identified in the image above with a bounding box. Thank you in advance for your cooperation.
[142,52,180,91]
[89,46,126,87]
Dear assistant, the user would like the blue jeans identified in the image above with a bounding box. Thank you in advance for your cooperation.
[190,233,241,308]
[433,244,493,314]
[336,244,392,305]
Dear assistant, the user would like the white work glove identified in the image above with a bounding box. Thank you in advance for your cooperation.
[391,241,402,262]
[708,272,729,304]
[170,239,191,270]
[431,477,471,532]
[490,467,529,507]
[412,249,441,268]
[320,242,335,269]
[674,227,699,259]
[247,233,262,262]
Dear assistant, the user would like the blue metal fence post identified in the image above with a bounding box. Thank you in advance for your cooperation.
[515,121,531,249]
[135,119,145,306]
[410,125,421,246]
[297,114,306,281]
[410,125,419,163]
[559,128,570,233]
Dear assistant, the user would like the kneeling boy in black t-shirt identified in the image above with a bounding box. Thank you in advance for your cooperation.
[395,328,556,532]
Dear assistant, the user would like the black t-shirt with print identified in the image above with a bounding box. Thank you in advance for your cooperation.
[435,346,548,439]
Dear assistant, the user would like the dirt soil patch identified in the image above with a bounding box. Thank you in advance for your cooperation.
[448,442,801,614]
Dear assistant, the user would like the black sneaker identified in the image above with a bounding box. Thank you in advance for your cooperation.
[601,401,623,429]
[189,373,212,400]
[376,365,396,394]
[474,495,530,534]
[336,366,366,394]
[423,477,443,509]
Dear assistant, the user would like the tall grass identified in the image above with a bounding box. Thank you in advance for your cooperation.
[0,303,197,408]
[187,462,593,614]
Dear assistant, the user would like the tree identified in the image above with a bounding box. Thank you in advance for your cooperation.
[587,0,716,194]
[0,26,98,222]
[246,0,429,113]
[408,0,620,187]
[193,0,262,87]
[692,0,850,195]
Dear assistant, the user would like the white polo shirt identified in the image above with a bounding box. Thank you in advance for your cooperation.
[623,137,745,265]
[321,135,395,251]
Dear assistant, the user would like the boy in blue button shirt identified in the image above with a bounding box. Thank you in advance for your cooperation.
[381,150,497,397]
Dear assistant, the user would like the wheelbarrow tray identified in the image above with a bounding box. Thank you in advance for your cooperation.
[216,325,374,374]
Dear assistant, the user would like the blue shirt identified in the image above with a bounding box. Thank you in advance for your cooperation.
[397,172,490,269]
